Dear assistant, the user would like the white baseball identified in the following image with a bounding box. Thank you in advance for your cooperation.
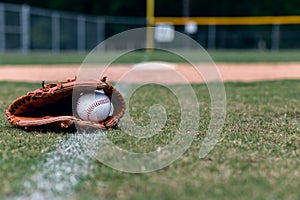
[76,91,111,122]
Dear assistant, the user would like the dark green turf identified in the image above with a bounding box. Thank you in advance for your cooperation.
[1,50,300,65]
[0,80,299,199]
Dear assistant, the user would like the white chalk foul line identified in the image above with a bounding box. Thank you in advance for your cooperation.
[15,130,106,200]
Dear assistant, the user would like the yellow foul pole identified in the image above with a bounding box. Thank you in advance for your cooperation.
[146,0,154,50]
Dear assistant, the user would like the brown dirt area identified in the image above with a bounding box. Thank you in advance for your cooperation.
[0,62,300,83]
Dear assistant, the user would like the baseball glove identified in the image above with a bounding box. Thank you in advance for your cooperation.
[5,77,126,132]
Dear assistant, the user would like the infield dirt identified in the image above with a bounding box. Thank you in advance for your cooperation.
[1,63,300,83]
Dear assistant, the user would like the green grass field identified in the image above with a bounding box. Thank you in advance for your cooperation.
[1,50,300,65]
[0,80,299,199]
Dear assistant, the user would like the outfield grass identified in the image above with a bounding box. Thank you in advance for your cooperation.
[0,80,299,199]
[1,50,300,65]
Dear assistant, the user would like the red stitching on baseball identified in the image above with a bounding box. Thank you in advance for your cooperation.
[86,97,110,121]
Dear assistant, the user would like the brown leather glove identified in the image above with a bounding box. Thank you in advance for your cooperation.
[5,77,126,132]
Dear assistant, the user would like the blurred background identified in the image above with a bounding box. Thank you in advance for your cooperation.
[0,0,300,53]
